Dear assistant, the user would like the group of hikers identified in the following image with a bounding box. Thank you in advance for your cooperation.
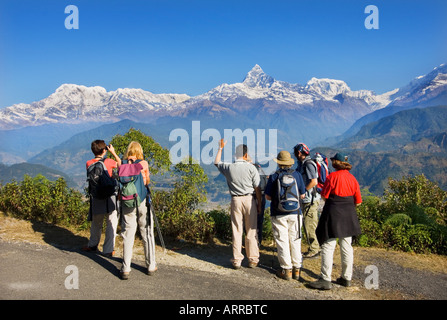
[83,137,362,290]
[215,139,362,290]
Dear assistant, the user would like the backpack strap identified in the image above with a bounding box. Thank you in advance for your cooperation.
[88,194,93,221]
[302,158,318,175]
[302,158,318,204]
[124,158,142,164]
[87,157,109,175]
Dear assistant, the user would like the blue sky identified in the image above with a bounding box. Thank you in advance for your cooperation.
[1,0,446,108]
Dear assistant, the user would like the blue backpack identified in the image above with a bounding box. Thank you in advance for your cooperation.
[274,169,300,213]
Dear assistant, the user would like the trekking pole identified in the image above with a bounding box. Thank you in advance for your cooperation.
[145,187,166,255]
[271,244,276,270]
[151,206,166,254]
[302,204,311,247]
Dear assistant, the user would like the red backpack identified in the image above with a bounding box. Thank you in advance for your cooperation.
[313,152,329,192]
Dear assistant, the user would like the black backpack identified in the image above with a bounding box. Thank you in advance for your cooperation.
[86,158,117,200]
[253,163,268,193]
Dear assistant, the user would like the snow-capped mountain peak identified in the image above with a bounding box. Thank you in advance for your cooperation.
[305,77,351,96]
[388,63,447,107]
[242,64,275,88]
[0,84,191,129]
[395,63,447,98]
[47,84,109,110]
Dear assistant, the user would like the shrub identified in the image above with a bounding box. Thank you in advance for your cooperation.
[357,194,388,223]
[262,208,274,243]
[356,194,386,248]
[384,175,447,225]
[356,219,384,248]
[383,224,433,253]
[0,175,89,229]
[384,213,412,228]
[207,208,232,241]
[354,175,447,254]
[151,156,211,242]
[430,224,447,255]
[0,180,21,214]
[171,209,215,242]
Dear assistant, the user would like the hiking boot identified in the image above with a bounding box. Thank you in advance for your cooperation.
[292,267,301,280]
[103,251,115,257]
[335,277,351,287]
[276,268,292,280]
[82,245,98,252]
[146,267,158,276]
[308,278,332,290]
[232,262,241,270]
[120,271,130,280]
[302,251,320,259]
[248,262,258,268]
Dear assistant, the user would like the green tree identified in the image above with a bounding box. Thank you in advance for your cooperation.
[109,128,171,176]
[172,157,208,206]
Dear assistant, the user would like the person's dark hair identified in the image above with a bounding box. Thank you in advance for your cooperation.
[235,144,248,158]
[91,140,107,156]
[331,159,352,171]
[293,148,299,159]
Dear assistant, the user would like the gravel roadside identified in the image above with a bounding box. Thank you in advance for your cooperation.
[1,214,446,301]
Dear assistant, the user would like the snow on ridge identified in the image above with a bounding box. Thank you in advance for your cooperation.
[1,63,445,129]
[0,84,192,129]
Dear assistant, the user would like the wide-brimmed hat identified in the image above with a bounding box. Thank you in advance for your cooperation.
[274,150,295,166]
[330,152,349,163]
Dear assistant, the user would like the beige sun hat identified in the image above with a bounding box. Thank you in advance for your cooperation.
[273,150,295,166]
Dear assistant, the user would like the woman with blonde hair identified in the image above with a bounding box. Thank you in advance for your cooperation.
[119,141,157,280]
[309,152,362,290]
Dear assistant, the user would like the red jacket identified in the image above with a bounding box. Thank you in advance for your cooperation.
[321,170,362,205]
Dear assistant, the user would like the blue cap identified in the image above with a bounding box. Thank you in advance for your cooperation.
[330,152,348,163]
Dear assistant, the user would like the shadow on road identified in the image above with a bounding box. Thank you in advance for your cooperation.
[30,219,322,282]
[31,220,121,277]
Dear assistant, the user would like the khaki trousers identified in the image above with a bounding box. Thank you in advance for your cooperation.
[121,202,156,273]
[302,200,321,254]
[230,195,259,265]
